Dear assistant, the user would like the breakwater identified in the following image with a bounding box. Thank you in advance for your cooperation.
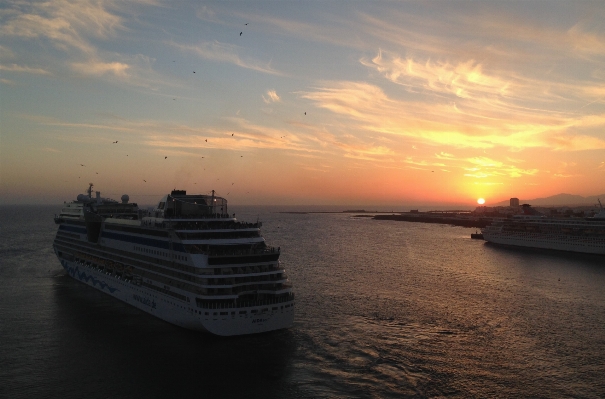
[368,214,492,228]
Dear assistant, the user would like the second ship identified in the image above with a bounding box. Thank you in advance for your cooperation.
[482,202,605,255]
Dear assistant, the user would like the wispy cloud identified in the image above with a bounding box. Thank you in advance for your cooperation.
[0,0,124,54]
[171,41,282,75]
[361,50,510,99]
[0,64,51,75]
[70,60,129,77]
[300,80,605,151]
[262,89,280,104]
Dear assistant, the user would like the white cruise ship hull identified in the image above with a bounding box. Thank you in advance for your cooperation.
[482,232,605,255]
[58,258,295,336]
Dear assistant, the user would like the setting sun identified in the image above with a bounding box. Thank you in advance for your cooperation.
[477,198,485,205]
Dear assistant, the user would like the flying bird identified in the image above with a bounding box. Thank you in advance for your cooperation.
[245,23,248,25]
[205,139,207,142]
[165,156,168,159]
[304,112,306,115]
[240,32,242,36]
[193,71,196,73]
[96,172,98,174]
[232,133,234,136]
[112,141,118,144]
[143,180,147,182]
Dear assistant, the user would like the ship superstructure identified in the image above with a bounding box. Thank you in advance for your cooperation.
[53,185,294,336]
[481,202,605,255]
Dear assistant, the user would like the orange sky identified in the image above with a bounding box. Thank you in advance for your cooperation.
[1,1,604,206]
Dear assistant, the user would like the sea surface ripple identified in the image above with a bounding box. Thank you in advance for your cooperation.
[1,205,604,398]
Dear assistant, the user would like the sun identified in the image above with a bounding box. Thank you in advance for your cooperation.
[477,198,485,205]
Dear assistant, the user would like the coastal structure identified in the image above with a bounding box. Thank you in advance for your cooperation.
[52,184,294,336]
[481,202,605,255]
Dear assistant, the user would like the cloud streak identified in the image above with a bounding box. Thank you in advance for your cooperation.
[171,41,282,75]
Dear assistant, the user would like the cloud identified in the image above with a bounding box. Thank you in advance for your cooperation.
[361,50,510,99]
[300,80,605,151]
[0,0,124,54]
[262,89,280,103]
[467,157,503,168]
[70,60,129,77]
[171,41,282,75]
[435,152,455,159]
[0,64,51,75]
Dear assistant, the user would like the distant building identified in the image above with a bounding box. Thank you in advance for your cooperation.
[510,197,520,207]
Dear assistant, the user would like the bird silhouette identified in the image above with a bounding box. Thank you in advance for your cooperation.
[232,133,234,136]
[80,164,85,166]
[304,112,306,115]
[240,32,242,36]
[245,23,248,25]
[193,71,196,73]
[112,141,118,144]
[165,156,168,159]
[143,180,147,182]
[205,139,207,142]
[96,172,98,174]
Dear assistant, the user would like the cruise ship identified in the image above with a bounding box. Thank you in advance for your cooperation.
[481,203,605,255]
[53,184,294,336]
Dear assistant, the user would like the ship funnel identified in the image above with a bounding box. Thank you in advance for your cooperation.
[121,194,130,204]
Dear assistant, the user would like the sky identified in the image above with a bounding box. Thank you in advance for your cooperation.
[1,1,604,207]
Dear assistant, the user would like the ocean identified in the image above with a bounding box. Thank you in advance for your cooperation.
[1,205,604,398]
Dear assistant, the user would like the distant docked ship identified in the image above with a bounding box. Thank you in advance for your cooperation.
[53,184,294,336]
[481,202,605,255]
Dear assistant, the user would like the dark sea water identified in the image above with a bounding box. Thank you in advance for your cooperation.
[1,205,604,398]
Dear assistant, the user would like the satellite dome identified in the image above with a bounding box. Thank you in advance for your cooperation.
[121,194,130,204]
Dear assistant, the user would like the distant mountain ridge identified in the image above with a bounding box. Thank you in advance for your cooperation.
[492,193,605,207]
